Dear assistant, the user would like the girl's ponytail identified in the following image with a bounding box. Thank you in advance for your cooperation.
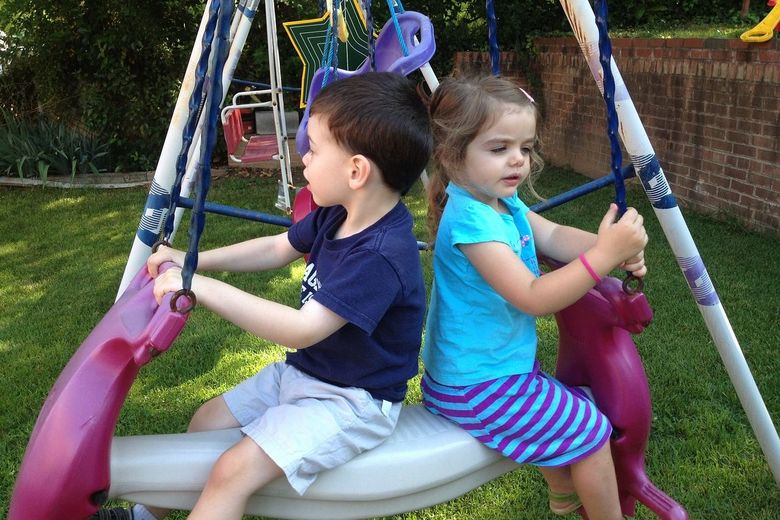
[426,166,449,243]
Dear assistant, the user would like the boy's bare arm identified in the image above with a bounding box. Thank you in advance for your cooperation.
[148,233,303,276]
[154,269,346,349]
[197,232,303,272]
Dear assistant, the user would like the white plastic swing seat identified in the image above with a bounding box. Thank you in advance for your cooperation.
[109,404,520,519]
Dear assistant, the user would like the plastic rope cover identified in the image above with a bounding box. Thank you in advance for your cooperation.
[387,0,409,56]
[162,0,223,243]
[321,0,341,86]
[365,0,376,70]
[486,0,500,76]
[595,0,627,216]
[180,0,233,291]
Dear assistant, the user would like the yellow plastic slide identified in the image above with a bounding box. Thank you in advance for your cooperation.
[740,2,780,43]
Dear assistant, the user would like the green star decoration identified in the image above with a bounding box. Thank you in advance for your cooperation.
[283,0,372,108]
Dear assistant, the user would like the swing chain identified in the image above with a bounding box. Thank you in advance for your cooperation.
[595,0,643,296]
[151,239,170,253]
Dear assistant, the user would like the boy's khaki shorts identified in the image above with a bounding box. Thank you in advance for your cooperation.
[223,361,401,494]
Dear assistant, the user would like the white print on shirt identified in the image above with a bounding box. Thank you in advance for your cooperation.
[518,235,540,277]
[300,262,321,305]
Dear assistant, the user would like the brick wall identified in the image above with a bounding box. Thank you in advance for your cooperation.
[453,38,779,235]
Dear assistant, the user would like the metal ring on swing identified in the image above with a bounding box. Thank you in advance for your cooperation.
[622,273,644,295]
[151,239,171,253]
[170,288,197,314]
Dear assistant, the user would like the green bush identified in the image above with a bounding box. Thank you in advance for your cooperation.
[0,1,766,172]
[0,1,201,172]
[0,109,110,180]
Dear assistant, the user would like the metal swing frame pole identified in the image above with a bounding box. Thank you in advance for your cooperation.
[117,1,214,297]
[118,0,260,298]
[265,0,295,212]
[559,0,780,486]
[166,0,265,243]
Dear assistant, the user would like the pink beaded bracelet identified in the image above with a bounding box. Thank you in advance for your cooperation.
[578,254,602,283]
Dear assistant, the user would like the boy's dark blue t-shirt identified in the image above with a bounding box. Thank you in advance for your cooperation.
[286,202,425,402]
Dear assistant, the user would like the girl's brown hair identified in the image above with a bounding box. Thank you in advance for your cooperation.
[426,75,544,241]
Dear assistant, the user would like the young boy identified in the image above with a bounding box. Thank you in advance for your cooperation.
[94,72,432,520]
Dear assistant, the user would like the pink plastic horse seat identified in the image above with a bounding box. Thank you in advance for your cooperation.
[8,263,191,520]
[552,274,688,520]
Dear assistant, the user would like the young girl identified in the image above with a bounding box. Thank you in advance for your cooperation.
[422,75,648,519]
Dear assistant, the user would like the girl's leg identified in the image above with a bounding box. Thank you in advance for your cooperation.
[570,442,622,520]
[187,436,283,520]
[538,466,581,515]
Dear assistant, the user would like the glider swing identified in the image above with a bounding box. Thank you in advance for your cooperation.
[14,0,778,518]
[10,1,681,519]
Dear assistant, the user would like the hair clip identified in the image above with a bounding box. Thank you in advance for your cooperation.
[518,87,535,104]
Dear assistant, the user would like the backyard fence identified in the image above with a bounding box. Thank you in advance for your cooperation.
[455,37,779,235]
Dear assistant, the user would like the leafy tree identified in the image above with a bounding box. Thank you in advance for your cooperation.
[0,0,763,172]
[0,0,202,171]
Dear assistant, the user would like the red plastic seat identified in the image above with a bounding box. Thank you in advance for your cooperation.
[223,108,280,163]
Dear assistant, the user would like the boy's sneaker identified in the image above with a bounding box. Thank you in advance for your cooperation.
[90,508,134,520]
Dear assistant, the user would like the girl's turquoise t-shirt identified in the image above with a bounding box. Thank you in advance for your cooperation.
[423,183,540,386]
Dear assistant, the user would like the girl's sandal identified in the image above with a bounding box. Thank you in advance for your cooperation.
[548,489,582,516]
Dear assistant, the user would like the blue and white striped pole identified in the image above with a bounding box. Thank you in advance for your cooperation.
[118,0,261,297]
[560,0,780,486]
[117,2,214,297]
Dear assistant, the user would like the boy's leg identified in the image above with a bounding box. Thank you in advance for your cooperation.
[111,396,243,520]
[95,362,285,520]
[188,436,284,520]
[570,441,622,520]
[188,395,242,432]
[188,365,398,520]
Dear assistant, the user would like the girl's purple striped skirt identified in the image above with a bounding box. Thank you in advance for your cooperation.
[421,362,612,467]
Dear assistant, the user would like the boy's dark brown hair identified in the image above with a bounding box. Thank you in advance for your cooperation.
[310,72,432,195]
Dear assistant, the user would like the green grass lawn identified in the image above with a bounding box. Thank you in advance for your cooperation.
[1,169,778,519]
